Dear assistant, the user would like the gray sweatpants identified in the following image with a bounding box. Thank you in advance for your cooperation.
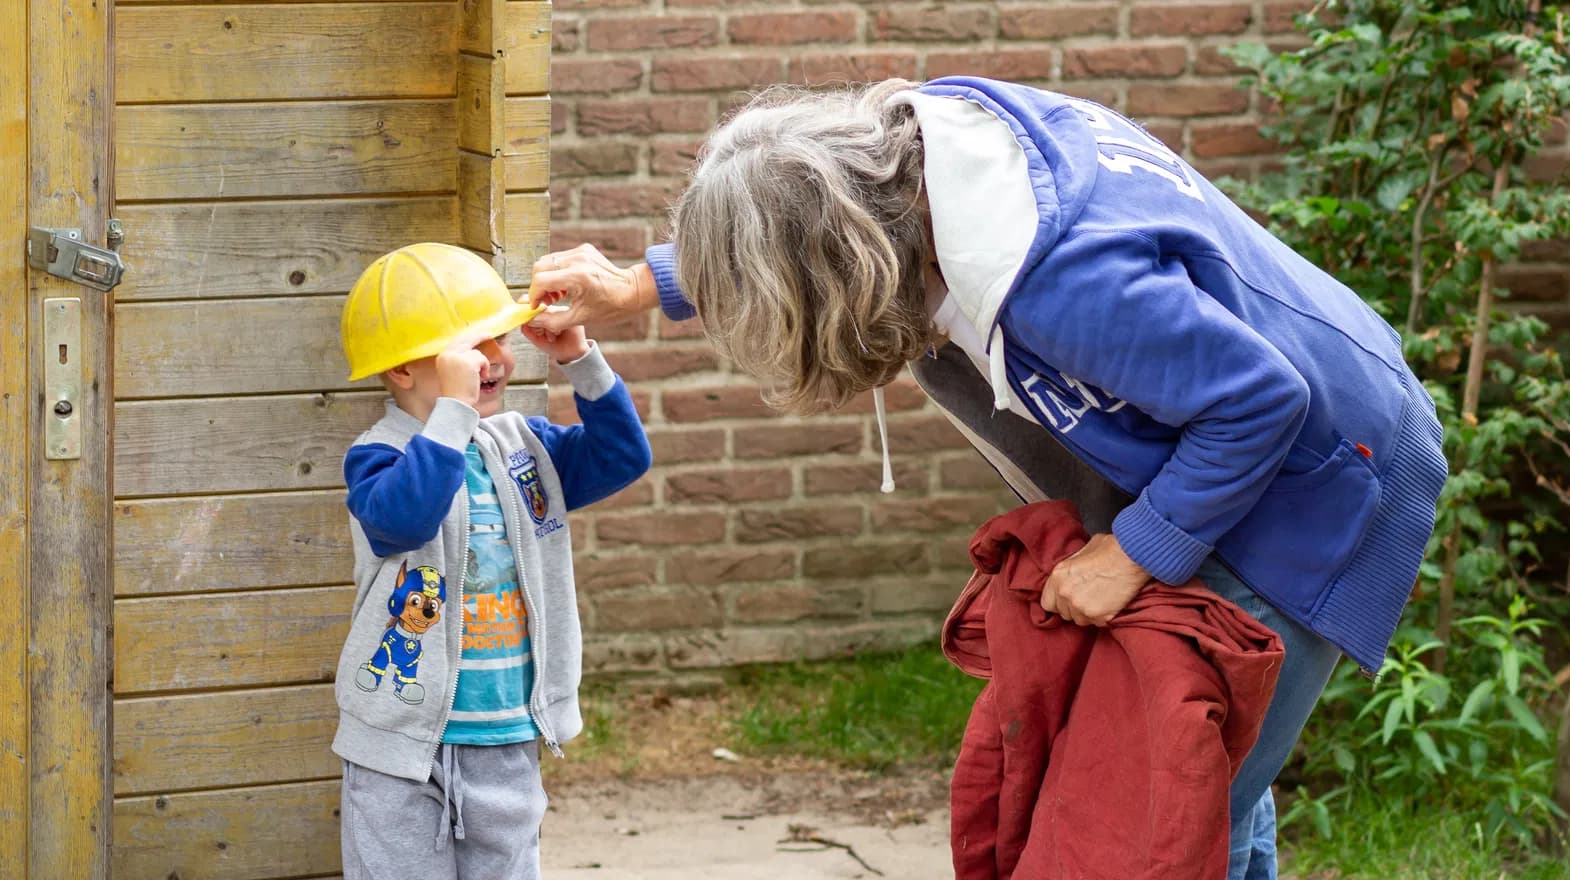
[341,740,547,880]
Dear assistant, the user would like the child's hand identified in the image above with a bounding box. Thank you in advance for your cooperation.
[520,320,591,364]
[435,330,493,407]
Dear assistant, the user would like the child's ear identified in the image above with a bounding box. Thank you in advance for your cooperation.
[383,365,416,391]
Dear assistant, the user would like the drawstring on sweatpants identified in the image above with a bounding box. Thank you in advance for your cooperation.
[873,386,895,493]
[436,744,468,850]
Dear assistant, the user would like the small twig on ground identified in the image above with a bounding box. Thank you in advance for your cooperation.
[777,823,886,876]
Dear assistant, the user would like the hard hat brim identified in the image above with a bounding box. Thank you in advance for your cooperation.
[346,301,547,382]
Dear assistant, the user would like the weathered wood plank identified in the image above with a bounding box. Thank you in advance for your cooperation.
[458,151,504,255]
[115,491,352,596]
[459,0,506,56]
[114,685,339,795]
[116,297,550,398]
[503,193,552,286]
[114,386,548,497]
[458,54,504,157]
[116,586,352,693]
[0,0,27,867]
[30,0,113,871]
[115,197,457,302]
[114,780,342,880]
[117,101,457,201]
[503,1,551,96]
[504,96,550,192]
[116,4,457,103]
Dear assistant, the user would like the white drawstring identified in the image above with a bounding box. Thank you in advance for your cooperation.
[873,386,895,493]
[988,325,1010,412]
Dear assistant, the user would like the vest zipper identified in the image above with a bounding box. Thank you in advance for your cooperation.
[423,487,468,781]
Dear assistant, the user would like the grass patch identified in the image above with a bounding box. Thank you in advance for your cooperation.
[729,645,984,771]
[1281,792,1568,880]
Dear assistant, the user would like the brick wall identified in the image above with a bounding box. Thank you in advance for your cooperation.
[546,0,1570,677]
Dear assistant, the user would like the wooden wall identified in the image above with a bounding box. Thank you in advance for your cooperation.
[109,3,551,877]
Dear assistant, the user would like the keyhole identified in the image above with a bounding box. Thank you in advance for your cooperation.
[58,344,67,365]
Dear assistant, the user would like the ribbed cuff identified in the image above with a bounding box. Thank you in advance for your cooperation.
[556,341,617,401]
[424,397,480,451]
[1112,490,1213,586]
[645,243,695,321]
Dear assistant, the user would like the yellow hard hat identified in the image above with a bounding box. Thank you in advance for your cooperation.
[341,243,542,381]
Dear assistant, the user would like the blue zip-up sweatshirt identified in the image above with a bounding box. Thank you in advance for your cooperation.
[646,78,1448,671]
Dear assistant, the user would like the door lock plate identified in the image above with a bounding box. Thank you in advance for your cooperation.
[43,298,81,460]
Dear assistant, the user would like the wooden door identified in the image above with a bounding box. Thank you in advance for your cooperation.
[105,2,552,878]
[3,0,117,877]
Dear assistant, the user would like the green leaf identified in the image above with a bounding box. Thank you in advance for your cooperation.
[1501,694,1549,744]
[1501,646,1520,695]
[1333,745,1356,775]
[1458,680,1494,724]
[1412,730,1446,774]
[1382,696,1405,745]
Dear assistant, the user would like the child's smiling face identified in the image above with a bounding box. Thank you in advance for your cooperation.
[389,333,516,420]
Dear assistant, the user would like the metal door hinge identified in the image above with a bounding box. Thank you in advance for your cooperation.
[27,222,126,292]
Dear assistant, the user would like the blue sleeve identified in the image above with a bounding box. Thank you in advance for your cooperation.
[528,380,651,511]
[1005,231,1309,585]
[645,243,695,321]
[343,399,476,557]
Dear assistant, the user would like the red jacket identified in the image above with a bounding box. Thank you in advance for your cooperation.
[943,501,1284,880]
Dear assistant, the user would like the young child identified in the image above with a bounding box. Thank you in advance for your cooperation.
[331,242,651,879]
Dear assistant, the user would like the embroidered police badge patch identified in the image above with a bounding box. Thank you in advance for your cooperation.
[508,449,549,524]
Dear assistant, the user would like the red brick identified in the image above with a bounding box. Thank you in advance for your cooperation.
[1263,0,1316,33]
[1063,44,1188,80]
[871,495,1003,533]
[547,388,653,425]
[1499,265,1570,304]
[552,18,582,52]
[926,48,1055,82]
[646,428,726,464]
[659,313,707,339]
[579,181,684,218]
[1190,122,1274,158]
[551,100,569,134]
[729,585,865,624]
[667,549,796,585]
[1190,158,1254,180]
[551,141,639,177]
[735,506,864,542]
[1131,3,1253,37]
[788,51,919,85]
[886,414,970,453]
[585,312,652,343]
[1522,238,1570,262]
[577,98,712,136]
[591,479,655,510]
[1127,83,1249,117]
[839,377,929,414]
[666,0,770,5]
[597,510,727,545]
[802,461,926,496]
[652,56,782,93]
[1143,122,1185,151]
[801,541,929,579]
[555,0,648,8]
[651,138,704,175]
[587,15,719,51]
[1525,153,1568,183]
[1061,83,1122,109]
[549,223,648,262]
[939,454,1002,491]
[550,188,573,220]
[734,422,862,458]
[869,575,966,615]
[583,633,664,673]
[729,11,857,46]
[573,552,659,593]
[999,4,1117,39]
[663,385,777,422]
[1195,46,1247,76]
[930,535,975,572]
[553,58,644,94]
[596,588,723,631]
[601,345,718,380]
[666,466,792,504]
[872,5,994,42]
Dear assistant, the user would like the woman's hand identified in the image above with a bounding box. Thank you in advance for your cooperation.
[1041,533,1150,626]
[526,244,659,333]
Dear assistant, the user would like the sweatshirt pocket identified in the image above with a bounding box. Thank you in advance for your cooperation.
[1218,439,1381,616]
[335,557,453,738]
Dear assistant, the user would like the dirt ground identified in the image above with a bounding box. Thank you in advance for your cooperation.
[537,689,954,879]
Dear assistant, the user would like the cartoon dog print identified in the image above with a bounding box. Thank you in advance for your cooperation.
[355,562,444,705]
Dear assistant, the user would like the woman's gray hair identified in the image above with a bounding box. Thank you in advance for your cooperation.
[672,79,932,414]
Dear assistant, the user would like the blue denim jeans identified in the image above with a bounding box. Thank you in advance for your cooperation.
[1192,557,1342,880]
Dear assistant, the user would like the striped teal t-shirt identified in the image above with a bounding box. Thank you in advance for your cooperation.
[443,444,539,745]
